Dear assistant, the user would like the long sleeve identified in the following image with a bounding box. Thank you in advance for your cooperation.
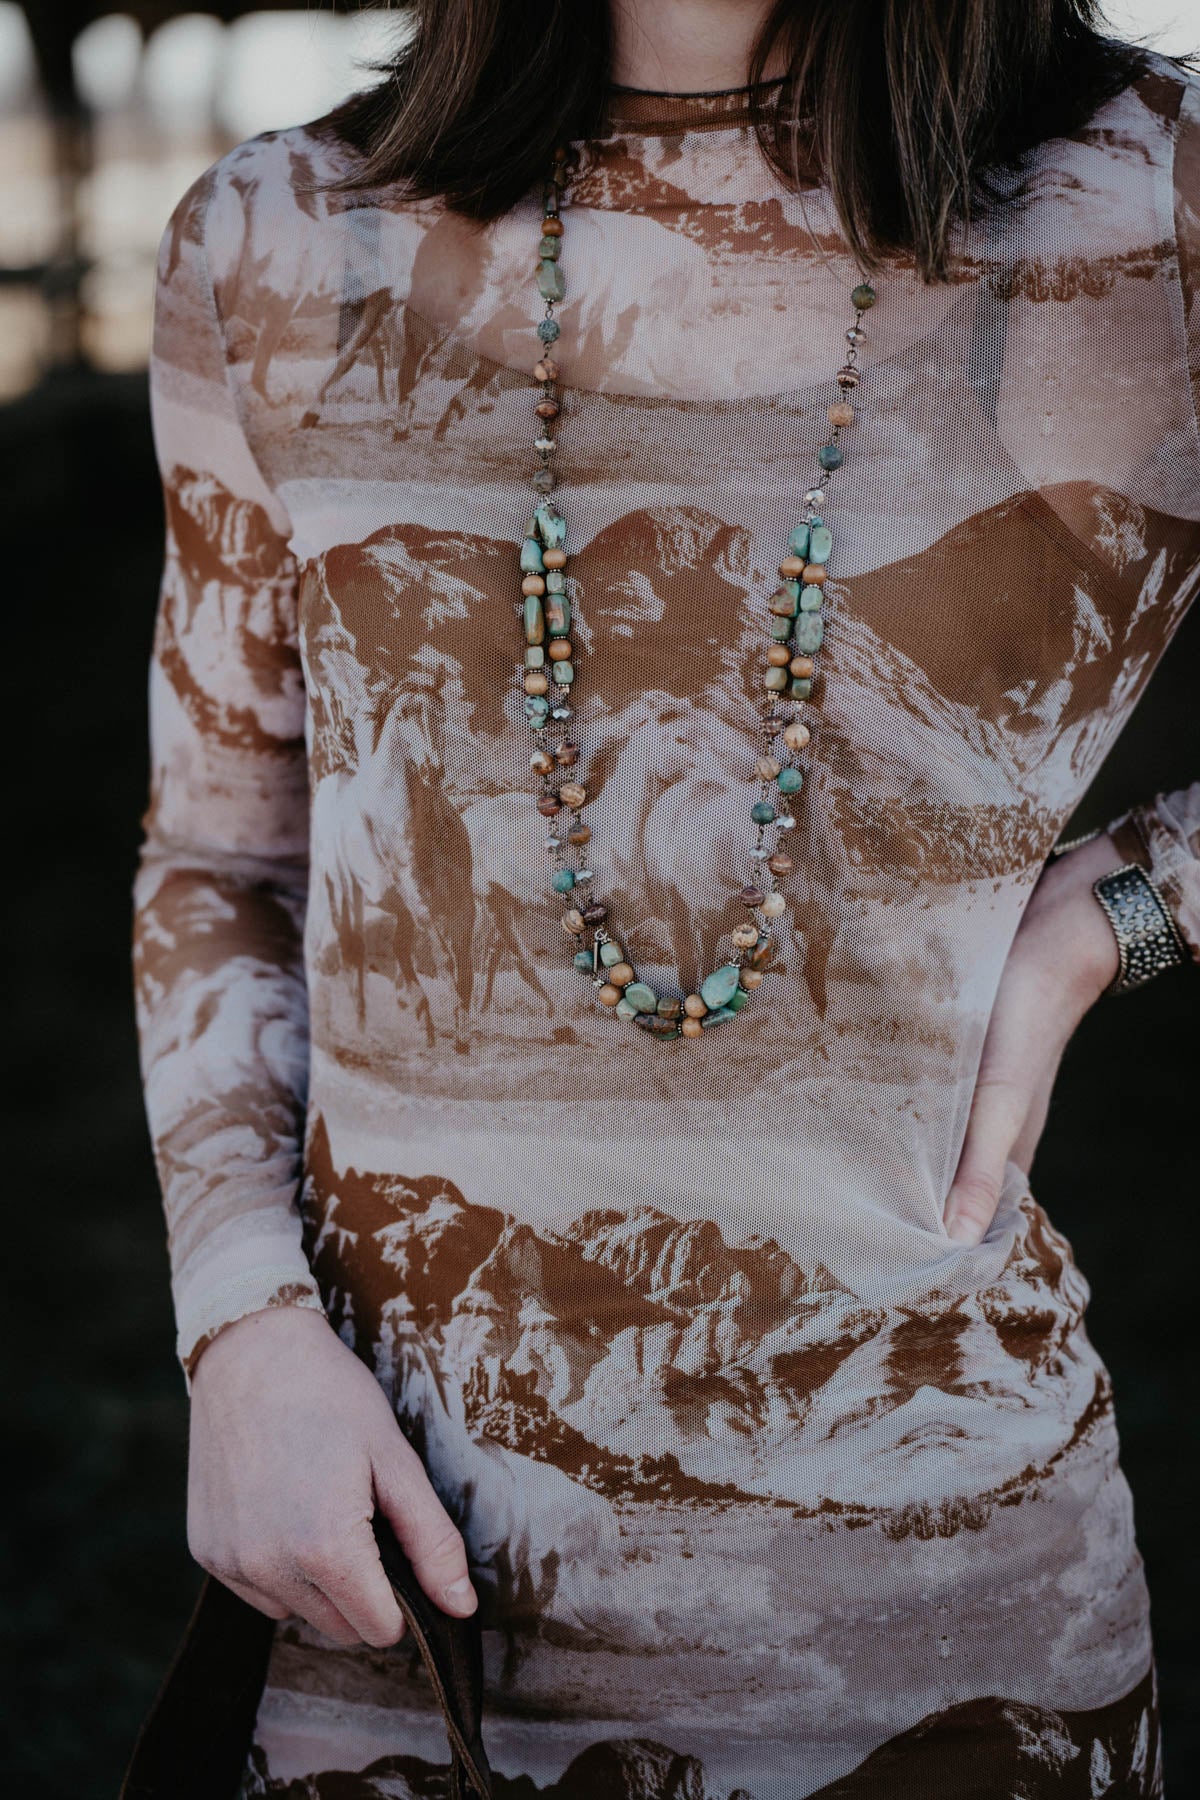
[134,167,324,1377]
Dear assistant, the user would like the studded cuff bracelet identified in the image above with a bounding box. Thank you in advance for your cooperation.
[1091,863,1187,996]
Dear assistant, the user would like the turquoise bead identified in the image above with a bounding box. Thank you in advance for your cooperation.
[552,869,576,892]
[795,614,824,653]
[791,677,812,699]
[600,942,623,967]
[770,617,794,642]
[552,661,574,684]
[537,318,561,343]
[545,570,566,593]
[616,997,639,1020]
[524,594,545,643]
[625,982,658,1013]
[728,987,751,1012]
[537,260,565,303]
[809,523,833,564]
[520,537,545,572]
[545,594,570,636]
[525,696,550,725]
[751,801,776,825]
[701,1005,736,1027]
[538,235,561,260]
[799,586,824,611]
[574,950,593,971]
[525,646,544,667]
[778,766,803,794]
[700,964,741,1010]
[535,502,567,548]
[818,443,844,471]
[764,667,788,691]
[788,523,810,558]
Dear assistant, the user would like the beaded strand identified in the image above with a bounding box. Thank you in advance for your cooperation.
[516,149,875,1042]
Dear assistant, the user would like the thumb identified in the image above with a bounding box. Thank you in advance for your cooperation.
[372,1436,477,1620]
[944,1072,1027,1246]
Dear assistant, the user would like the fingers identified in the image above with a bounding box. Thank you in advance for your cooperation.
[944,1071,1027,1246]
[298,1515,407,1649]
[199,1543,393,1649]
[373,1438,477,1619]
[217,1573,291,1622]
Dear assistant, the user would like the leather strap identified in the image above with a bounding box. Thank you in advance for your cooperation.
[121,1517,492,1798]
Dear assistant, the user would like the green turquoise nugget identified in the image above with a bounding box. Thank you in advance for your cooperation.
[520,537,546,572]
[795,614,824,653]
[700,964,741,1010]
[625,982,658,1013]
[537,260,565,303]
[809,523,833,564]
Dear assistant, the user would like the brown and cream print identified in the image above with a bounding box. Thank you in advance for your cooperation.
[137,62,1200,1799]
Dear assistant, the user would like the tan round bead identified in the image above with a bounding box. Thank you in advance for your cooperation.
[681,1016,704,1038]
[537,795,560,816]
[767,646,791,668]
[568,825,591,845]
[733,923,759,949]
[762,891,787,919]
[531,749,554,775]
[522,573,546,596]
[779,555,806,578]
[683,994,708,1019]
[543,547,568,569]
[558,781,586,809]
[548,638,573,661]
[609,962,635,987]
[768,851,793,876]
[828,401,855,427]
[598,983,622,1007]
[533,358,560,381]
[802,563,827,584]
[789,655,815,679]
[740,967,764,991]
[541,217,564,237]
[783,720,811,751]
[524,671,549,695]
[755,755,781,780]
[562,908,586,935]
[535,399,560,420]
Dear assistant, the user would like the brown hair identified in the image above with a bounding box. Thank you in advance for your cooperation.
[330,1,1147,280]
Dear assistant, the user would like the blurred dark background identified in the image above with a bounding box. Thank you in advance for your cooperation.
[1,5,1198,1797]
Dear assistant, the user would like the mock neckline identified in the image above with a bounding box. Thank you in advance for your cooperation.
[600,77,788,136]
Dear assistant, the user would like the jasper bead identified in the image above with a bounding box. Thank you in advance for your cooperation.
[569,825,591,844]
[767,645,791,667]
[751,801,776,824]
[762,891,787,918]
[520,537,546,572]
[733,923,759,949]
[522,573,546,597]
[802,563,827,584]
[741,967,764,990]
[827,402,854,428]
[559,782,586,808]
[531,748,554,774]
[552,868,576,892]
[609,963,635,987]
[755,756,781,780]
[789,655,815,679]
[525,671,549,695]
[777,767,803,795]
[549,638,572,660]
[583,903,607,924]
[684,994,708,1018]
[555,740,579,764]
[768,851,793,875]
[779,555,806,578]
[541,216,564,237]
[543,547,568,569]
[537,795,560,816]
[536,399,560,420]
[534,358,559,381]
[625,982,657,1013]
[681,1016,704,1038]
[783,721,811,750]
[598,983,622,1007]
[561,908,585,934]
[532,468,555,493]
[740,883,767,906]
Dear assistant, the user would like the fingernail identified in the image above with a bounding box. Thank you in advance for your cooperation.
[444,1577,477,1613]
[945,1214,979,1245]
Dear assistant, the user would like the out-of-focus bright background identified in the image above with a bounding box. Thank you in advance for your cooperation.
[1,5,1197,1798]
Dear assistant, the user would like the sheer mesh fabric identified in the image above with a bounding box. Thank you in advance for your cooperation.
[136,63,1200,1798]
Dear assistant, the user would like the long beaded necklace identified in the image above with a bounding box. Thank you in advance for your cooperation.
[517,145,875,1043]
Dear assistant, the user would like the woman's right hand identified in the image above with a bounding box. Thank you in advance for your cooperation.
[187,1306,477,1647]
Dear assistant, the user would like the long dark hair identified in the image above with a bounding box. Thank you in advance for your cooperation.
[330,1,1147,280]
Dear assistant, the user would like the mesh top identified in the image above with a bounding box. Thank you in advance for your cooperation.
[136,60,1199,1795]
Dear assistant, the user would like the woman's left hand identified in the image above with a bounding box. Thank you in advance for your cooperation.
[943,831,1125,1245]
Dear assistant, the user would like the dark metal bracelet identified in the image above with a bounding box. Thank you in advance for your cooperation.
[1091,863,1187,996]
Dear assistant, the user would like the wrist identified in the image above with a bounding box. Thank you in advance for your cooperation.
[191,1302,335,1394]
[1024,832,1122,1002]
